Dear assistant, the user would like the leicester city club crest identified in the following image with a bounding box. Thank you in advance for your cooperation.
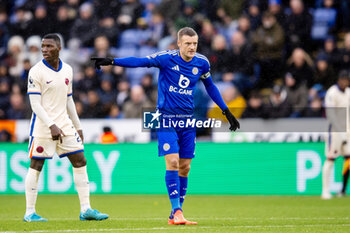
[192,67,198,75]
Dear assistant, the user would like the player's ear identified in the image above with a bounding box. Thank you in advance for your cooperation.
[177,39,181,48]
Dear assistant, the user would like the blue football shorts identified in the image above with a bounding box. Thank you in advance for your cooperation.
[157,126,196,159]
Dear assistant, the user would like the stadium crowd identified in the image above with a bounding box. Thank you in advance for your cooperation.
[1,0,350,121]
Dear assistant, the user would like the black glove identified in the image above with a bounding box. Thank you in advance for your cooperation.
[223,109,240,131]
[91,57,114,69]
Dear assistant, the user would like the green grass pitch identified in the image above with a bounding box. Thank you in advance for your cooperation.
[0,195,349,233]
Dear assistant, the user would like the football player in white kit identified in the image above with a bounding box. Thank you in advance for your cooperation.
[24,34,108,222]
[322,70,350,200]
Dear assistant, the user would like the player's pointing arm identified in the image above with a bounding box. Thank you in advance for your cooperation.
[201,76,240,131]
[91,56,155,69]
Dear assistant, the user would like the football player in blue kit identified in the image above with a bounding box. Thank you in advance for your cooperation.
[91,27,239,225]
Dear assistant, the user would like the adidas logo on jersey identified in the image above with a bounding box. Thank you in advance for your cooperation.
[171,65,179,71]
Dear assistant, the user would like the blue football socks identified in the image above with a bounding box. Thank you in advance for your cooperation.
[179,176,188,207]
[165,170,180,211]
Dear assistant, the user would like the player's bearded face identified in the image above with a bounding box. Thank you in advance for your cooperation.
[41,39,60,61]
[178,35,198,61]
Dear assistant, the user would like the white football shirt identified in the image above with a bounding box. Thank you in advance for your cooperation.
[27,59,76,138]
[325,84,350,132]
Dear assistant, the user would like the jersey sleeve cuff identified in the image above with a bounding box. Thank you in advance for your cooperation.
[27,92,41,95]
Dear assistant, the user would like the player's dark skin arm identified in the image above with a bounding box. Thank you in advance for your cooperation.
[77,129,84,143]
[49,124,65,143]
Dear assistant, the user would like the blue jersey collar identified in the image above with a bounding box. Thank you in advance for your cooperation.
[42,59,62,72]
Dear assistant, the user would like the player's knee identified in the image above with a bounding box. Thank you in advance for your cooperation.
[74,156,87,168]
[168,159,179,170]
[30,159,45,171]
[179,163,191,176]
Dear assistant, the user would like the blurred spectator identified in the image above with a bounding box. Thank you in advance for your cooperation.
[148,11,168,47]
[218,0,244,21]
[318,36,342,71]
[341,0,350,31]
[311,0,339,41]
[303,96,324,117]
[117,0,144,30]
[9,6,32,39]
[61,38,88,80]
[174,2,199,31]
[140,73,157,105]
[100,126,118,144]
[236,14,253,42]
[0,77,10,119]
[74,100,84,117]
[268,0,285,27]
[54,4,75,43]
[116,79,130,107]
[284,0,313,53]
[19,59,31,93]
[94,0,121,20]
[252,11,284,88]
[245,0,262,30]
[107,104,122,119]
[97,16,119,46]
[30,4,51,37]
[339,32,350,70]
[313,52,336,90]
[70,2,98,47]
[97,76,117,106]
[157,0,181,22]
[82,90,107,118]
[25,35,42,66]
[198,20,216,56]
[123,85,152,118]
[208,85,246,121]
[66,0,80,20]
[242,91,268,118]
[0,11,10,58]
[76,65,100,101]
[266,84,292,118]
[5,35,26,77]
[286,48,314,88]
[284,71,308,117]
[0,129,12,142]
[6,92,29,119]
[208,34,229,81]
[226,31,254,94]
[90,35,114,59]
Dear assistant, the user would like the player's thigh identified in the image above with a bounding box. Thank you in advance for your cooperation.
[178,127,196,159]
[157,127,180,156]
[28,136,57,159]
[57,134,84,158]
[325,132,344,159]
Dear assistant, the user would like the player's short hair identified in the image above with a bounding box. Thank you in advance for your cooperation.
[177,27,198,40]
[43,33,61,47]
[338,70,350,80]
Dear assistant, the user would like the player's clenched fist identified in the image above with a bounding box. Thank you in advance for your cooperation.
[222,109,240,131]
[91,57,114,69]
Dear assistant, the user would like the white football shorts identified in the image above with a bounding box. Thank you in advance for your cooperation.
[28,133,84,159]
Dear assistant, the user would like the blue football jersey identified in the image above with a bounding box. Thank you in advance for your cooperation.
[146,50,211,115]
